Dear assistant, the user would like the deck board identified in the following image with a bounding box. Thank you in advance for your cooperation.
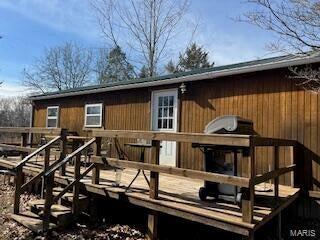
[0,156,300,236]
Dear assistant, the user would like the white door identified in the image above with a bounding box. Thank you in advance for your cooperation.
[152,89,178,166]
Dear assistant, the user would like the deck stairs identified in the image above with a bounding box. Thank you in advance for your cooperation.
[7,136,97,233]
[10,186,89,233]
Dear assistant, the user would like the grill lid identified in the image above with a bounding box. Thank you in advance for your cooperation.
[204,115,253,134]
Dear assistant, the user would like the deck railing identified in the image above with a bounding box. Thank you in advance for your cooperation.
[0,127,299,235]
[0,127,66,214]
[90,130,298,224]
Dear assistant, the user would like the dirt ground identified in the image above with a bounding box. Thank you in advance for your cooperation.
[0,175,145,240]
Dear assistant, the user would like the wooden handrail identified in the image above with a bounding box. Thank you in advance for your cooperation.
[21,171,44,192]
[92,156,250,188]
[253,164,296,185]
[45,138,96,177]
[52,163,95,203]
[15,136,61,168]
[252,136,298,146]
[0,143,37,153]
[0,127,62,135]
[91,130,251,147]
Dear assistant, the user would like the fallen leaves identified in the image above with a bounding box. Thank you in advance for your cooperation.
[0,175,146,240]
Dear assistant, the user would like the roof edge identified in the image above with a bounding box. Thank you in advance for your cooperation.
[29,54,320,101]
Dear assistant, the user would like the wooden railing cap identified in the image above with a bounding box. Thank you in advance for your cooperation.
[0,127,62,135]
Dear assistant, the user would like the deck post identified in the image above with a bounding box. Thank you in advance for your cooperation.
[13,165,23,214]
[21,133,28,159]
[242,137,255,223]
[43,173,54,232]
[147,140,160,240]
[92,137,101,184]
[274,146,279,201]
[276,212,282,240]
[149,140,160,199]
[247,231,255,240]
[41,147,51,198]
[59,129,68,176]
[292,143,303,189]
[72,152,81,215]
[147,210,159,240]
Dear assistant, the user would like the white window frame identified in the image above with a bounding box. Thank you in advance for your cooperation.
[46,106,59,128]
[84,103,103,128]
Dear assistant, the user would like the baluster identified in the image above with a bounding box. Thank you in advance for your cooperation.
[21,133,28,159]
[43,173,54,232]
[274,146,279,201]
[72,152,81,215]
[59,129,68,176]
[92,137,101,184]
[13,165,23,214]
[41,147,50,198]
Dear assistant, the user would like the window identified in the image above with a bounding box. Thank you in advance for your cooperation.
[47,106,59,128]
[85,103,103,127]
[157,95,174,130]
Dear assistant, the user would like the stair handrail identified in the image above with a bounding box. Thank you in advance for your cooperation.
[52,163,95,203]
[42,137,97,231]
[12,128,67,214]
[15,136,61,169]
[44,137,96,177]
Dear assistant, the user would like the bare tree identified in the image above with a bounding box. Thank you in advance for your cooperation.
[0,97,31,127]
[239,0,320,92]
[23,42,93,93]
[92,0,190,77]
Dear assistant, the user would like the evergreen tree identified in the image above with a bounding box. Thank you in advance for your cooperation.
[165,60,177,74]
[166,43,214,73]
[97,46,135,83]
[138,65,149,78]
[178,43,214,71]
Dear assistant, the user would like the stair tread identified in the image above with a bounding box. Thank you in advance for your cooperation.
[53,187,88,201]
[29,199,72,218]
[10,211,56,233]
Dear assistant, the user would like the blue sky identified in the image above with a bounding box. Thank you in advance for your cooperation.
[0,0,277,97]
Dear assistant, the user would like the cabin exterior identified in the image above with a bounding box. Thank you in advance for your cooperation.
[30,53,320,189]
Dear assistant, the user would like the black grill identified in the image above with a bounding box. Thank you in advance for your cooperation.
[193,115,254,204]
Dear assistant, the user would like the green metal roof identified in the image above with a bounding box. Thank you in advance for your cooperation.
[29,52,320,100]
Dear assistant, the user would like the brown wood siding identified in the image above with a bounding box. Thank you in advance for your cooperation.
[33,68,320,189]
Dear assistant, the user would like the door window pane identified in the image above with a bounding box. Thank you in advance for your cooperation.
[163,107,168,117]
[169,96,174,106]
[163,119,168,128]
[169,107,173,117]
[158,97,163,106]
[163,96,168,106]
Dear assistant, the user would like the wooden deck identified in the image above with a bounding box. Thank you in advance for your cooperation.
[0,156,300,237]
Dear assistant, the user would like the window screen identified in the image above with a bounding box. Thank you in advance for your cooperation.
[85,103,103,127]
[47,106,59,128]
